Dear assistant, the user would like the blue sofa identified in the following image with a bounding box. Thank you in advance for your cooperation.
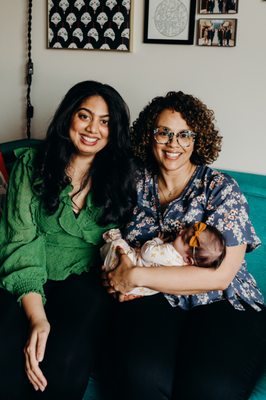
[221,170,266,400]
[1,139,266,399]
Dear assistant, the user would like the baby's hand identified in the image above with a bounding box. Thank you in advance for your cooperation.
[158,232,167,242]
[118,294,143,302]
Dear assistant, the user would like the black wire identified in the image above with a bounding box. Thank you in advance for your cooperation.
[26,0,34,139]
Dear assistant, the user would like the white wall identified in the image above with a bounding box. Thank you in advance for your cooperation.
[0,0,266,174]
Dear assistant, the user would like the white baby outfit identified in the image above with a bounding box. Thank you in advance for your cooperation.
[101,228,185,296]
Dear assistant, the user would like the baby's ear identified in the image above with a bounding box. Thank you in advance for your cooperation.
[183,255,194,265]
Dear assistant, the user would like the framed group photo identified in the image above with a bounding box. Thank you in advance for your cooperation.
[144,0,196,45]
[197,18,237,47]
[48,0,133,52]
[199,0,238,14]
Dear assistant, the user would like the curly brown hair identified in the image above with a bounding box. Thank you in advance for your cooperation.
[130,91,222,170]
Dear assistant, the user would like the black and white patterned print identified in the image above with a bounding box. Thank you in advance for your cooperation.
[48,0,131,51]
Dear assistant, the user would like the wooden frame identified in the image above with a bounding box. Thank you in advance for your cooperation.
[144,0,196,45]
[197,18,237,47]
[199,0,239,14]
[48,0,133,52]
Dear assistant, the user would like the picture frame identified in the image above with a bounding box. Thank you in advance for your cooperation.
[48,0,133,52]
[144,0,196,45]
[197,18,237,47]
[199,0,238,15]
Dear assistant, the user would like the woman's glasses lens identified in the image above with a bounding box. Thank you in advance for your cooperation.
[153,128,196,147]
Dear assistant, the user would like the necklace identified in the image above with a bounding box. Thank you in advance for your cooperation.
[69,180,92,214]
[158,182,180,204]
[158,165,196,203]
[165,184,181,198]
[158,182,180,202]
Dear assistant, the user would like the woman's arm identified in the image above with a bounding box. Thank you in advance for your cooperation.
[22,293,50,392]
[106,244,246,295]
[0,151,49,391]
[0,149,47,303]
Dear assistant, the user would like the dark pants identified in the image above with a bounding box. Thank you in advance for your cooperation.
[0,271,114,400]
[102,294,266,400]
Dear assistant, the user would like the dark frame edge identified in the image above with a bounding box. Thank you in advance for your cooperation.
[143,0,196,45]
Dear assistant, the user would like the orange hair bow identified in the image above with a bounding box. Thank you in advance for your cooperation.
[189,222,207,248]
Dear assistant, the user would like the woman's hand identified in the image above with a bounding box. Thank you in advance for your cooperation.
[24,317,50,391]
[21,292,50,391]
[102,246,137,295]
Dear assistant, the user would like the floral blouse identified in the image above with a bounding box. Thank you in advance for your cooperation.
[123,166,264,311]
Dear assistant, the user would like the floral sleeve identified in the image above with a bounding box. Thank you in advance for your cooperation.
[205,172,260,252]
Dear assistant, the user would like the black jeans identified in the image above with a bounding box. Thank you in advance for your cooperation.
[0,271,114,400]
[101,294,266,400]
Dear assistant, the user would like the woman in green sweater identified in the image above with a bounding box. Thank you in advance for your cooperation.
[0,80,136,399]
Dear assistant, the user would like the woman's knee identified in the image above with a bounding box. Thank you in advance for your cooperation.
[175,366,257,400]
[109,351,175,400]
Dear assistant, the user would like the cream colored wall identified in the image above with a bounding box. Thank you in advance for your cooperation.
[0,0,265,174]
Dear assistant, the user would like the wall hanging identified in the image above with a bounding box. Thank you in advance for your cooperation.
[26,0,34,138]
[197,18,237,47]
[143,0,196,45]
[199,0,238,14]
[48,0,133,51]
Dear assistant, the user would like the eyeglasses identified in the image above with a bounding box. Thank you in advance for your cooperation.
[153,128,197,147]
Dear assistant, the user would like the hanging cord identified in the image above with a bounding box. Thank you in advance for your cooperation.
[26,0,34,139]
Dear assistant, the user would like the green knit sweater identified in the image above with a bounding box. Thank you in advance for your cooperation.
[0,148,113,303]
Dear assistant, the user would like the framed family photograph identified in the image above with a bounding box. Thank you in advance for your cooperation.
[199,0,238,14]
[197,18,237,47]
[144,0,196,45]
[48,0,133,52]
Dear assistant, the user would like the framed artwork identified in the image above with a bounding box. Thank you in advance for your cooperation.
[197,18,237,47]
[199,0,238,14]
[144,0,196,45]
[48,0,133,52]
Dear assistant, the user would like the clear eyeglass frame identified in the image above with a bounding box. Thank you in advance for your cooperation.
[153,128,197,147]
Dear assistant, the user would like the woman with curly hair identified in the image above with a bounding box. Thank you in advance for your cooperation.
[0,80,136,399]
[103,90,266,400]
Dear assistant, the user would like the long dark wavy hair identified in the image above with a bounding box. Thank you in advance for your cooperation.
[131,91,222,172]
[34,80,136,225]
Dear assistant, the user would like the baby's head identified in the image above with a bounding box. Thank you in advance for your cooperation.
[173,222,226,268]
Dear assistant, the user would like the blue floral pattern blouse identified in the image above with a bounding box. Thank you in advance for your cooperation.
[123,166,264,311]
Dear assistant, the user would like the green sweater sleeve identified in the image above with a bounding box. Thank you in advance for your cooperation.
[0,149,47,303]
